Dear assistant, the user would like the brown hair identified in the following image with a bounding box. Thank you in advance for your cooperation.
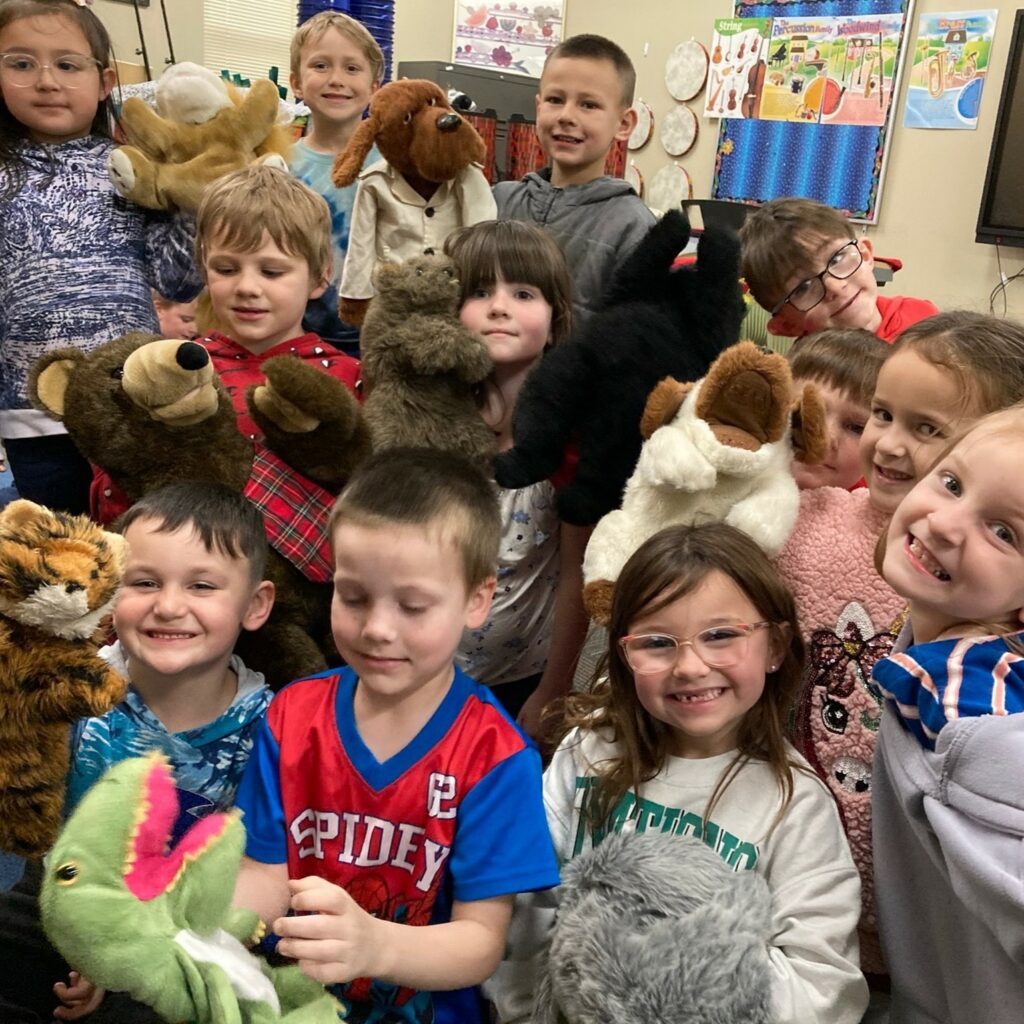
[445,219,573,347]
[740,197,856,310]
[0,0,116,198]
[195,164,332,284]
[290,10,384,85]
[787,328,887,408]
[888,310,1024,422]
[544,33,636,107]
[557,523,806,834]
[328,447,501,591]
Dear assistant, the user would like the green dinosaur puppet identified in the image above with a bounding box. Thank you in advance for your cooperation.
[39,753,343,1023]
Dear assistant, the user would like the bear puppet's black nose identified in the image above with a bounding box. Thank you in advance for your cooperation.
[436,112,462,133]
[176,341,209,371]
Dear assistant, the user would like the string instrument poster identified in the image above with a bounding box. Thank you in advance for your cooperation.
[705,16,772,119]
[712,0,915,223]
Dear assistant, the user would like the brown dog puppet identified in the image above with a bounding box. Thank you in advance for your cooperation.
[332,79,496,326]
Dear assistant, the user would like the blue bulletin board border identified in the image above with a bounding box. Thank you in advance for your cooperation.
[712,0,915,222]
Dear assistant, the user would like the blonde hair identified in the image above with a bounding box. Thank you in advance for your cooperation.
[195,164,332,283]
[290,10,384,84]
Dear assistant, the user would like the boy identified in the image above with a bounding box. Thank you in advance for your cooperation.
[233,448,559,1023]
[493,34,655,325]
[195,163,362,442]
[35,483,275,1022]
[289,11,384,355]
[152,290,198,340]
[741,197,938,343]
[786,327,886,490]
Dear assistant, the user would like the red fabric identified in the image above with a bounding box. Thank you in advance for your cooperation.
[203,331,362,441]
[243,446,335,583]
[90,467,131,525]
[874,295,939,344]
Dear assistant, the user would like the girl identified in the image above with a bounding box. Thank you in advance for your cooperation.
[871,404,1024,1022]
[493,523,867,1024]
[777,310,1024,978]
[0,0,199,513]
[445,219,583,732]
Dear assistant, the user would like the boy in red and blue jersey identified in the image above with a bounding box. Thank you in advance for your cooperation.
[234,448,559,1023]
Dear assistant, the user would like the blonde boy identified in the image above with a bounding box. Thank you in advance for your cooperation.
[233,448,558,1023]
[494,34,655,324]
[289,11,384,353]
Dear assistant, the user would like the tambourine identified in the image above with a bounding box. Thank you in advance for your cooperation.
[628,98,654,150]
[660,104,698,156]
[625,161,644,198]
[665,40,709,102]
[646,162,692,215]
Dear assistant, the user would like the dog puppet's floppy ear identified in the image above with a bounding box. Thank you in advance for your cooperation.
[640,377,694,439]
[332,112,381,187]
[790,381,828,465]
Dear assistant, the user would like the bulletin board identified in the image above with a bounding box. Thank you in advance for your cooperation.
[712,0,915,222]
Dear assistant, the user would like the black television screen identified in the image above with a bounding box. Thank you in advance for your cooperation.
[977,9,1024,246]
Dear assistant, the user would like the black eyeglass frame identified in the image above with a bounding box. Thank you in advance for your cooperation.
[770,239,865,316]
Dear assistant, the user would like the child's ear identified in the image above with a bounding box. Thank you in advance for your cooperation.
[99,66,116,102]
[309,271,330,302]
[370,79,382,97]
[465,575,496,630]
[241,580,276,633]
[615,104,638,142]
[289,71,302,102]
[859,236,874,265]
[768,622,791,672]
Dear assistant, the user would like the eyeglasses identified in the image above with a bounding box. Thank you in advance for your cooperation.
[618,621,772,674]
[771,240,864,316]
[0,52,102,88]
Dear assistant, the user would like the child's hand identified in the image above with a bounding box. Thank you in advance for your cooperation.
[53,972,105,1020]
[274,877,388,985]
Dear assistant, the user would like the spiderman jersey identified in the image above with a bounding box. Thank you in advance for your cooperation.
[236,665,559,1024]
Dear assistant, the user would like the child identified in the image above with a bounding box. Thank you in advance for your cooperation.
[7,482,275,1023]
[288,10,383,356]
[232,448,559,1022]
[0,0,200,514]
[777,310,1024,977]
[786,327,886,491]
[493,522,867,1024]
[493,34,655,325]
[871,405,1024,1021]
[741,197,938,343]
[445,219,585,731]
[152,290,198,340]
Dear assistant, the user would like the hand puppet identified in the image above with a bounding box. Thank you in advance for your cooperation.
[109,62,291,211]
[332,78,496,326]
[40,753,342,1023]
[0,501,126,858]
[360,254,495,463]
[583,341,826,623]
[493,209,747,526]
[536,829,772,1024]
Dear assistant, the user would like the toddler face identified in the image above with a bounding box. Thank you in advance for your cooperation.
[791,378,868,491]
[459,278,552,369]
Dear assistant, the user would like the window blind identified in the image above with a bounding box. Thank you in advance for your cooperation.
[202,0,295,87]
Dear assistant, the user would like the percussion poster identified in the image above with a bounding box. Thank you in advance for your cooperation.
[705,17,772,118]
[759,16,837,122]
[903,10,997,129]
[713,1,916,224]
[453,2,565,77]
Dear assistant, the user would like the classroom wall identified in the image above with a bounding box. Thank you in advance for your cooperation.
[94,0,203,75]
[394,0,1024,319]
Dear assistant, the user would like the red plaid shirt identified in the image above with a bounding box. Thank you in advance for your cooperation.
[244,446,335,583]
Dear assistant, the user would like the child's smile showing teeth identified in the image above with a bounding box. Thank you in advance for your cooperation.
[906,536,950,581]
[669,687,726,704]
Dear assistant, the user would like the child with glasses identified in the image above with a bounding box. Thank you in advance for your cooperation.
[0,0,200,515]
[488,522,867,1024]
[740,197,937,343]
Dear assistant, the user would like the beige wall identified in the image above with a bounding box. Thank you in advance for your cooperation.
[394,0,1024,319]
[94,0,203,75]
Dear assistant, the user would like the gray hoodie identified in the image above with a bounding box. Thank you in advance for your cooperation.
[873,671,1024,1022]
[494,169,655,326]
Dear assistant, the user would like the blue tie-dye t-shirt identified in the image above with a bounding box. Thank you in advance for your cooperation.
[288,139,380,352]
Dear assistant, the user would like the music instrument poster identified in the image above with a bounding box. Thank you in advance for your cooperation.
[759,16,837,122]
[705,17,771,118]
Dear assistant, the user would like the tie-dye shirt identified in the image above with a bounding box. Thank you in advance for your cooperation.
[66,642,270,840]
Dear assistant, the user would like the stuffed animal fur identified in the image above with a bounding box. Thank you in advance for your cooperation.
[29,334,370,689]
[360,254,495,463]
[536,829,772,1024]
[109,63,290,211]
[0,502,127,858]
[41,754,341,1022]
[332,79,496,326]
[583,342,827,624]
[493,209,747,526]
